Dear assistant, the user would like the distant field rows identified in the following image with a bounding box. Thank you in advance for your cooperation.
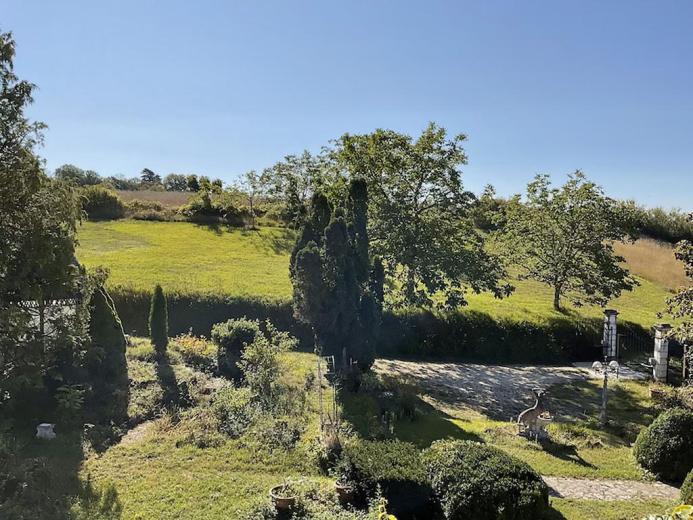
[76,220,684,329]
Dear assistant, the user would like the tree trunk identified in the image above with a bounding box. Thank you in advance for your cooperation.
[553,286,561,311]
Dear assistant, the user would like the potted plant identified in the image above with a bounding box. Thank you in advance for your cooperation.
[269,479,298,511]
[331,457,356,504]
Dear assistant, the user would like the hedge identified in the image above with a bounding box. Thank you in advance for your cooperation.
[634,408,693,483]
[341,440,435,518]
[682,469,693,505]
[109,289,648,364]
[424,439,548,520]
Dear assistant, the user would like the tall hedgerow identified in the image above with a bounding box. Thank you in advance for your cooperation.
[149,284,169,354]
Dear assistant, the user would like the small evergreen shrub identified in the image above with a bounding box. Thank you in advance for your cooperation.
[211,317,261,379]
[81,185,125,220]
[682,469,693,505]
[86,286,129,424]
[340,440,434,517]
[424,439,548,520]
[634,408,693,482]
[149,284,169,354]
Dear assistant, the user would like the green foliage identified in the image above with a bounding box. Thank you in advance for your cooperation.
[237,322,297,407]
[80,185,125,220]
[291,181,382,371]
[0,30,90,421]
[55,163,102,186]
[211,317,261,379]
[85,286,129,424]
[163,173,189,192]
[496,171,638,310]
[665,221,692,357]
[682,469,693,505]
[424,439,548,520]
[335,123,509,308]
[170,333,217,372]
[149,284,169,354]
[341,439,432,517]
[210,386,257,438]
[632,205,693,244]
[634,408,693,483]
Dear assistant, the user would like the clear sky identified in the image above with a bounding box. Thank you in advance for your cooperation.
[4,0,692,209]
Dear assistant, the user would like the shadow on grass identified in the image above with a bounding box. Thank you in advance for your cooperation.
[538,438,596,469]
[340,388,483,448]
[250,227,296,255]
[155,352,180,409]
[542,505,568,520]
[0,427,122,519]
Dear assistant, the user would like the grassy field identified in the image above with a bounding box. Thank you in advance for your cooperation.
[76,220,682,330]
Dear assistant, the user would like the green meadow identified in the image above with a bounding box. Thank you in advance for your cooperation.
[76,220,675,330]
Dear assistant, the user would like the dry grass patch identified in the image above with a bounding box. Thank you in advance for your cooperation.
[116,190,193,208]
[614,238,687,289]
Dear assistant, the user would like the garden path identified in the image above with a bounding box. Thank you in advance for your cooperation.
[543,476,680,501]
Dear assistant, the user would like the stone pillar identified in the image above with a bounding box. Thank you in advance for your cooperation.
[652,324,671,382]
[602,309,618,358]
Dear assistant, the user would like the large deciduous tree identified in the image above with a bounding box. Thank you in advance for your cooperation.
[333,123,510,308]
[665,214,692,381]
[291,179,383,371]
[497,171,637,311]
[0,31,90,416]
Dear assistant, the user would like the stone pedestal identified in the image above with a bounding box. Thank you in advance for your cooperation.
[653,324,671,382]
[602,309,618,358]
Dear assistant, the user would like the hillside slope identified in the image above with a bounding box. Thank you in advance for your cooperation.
[76,220,685,330]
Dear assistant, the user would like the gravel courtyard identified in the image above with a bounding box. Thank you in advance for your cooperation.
[374,359,587,420]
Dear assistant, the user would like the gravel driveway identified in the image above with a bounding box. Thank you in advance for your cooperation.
[374,359,587,420]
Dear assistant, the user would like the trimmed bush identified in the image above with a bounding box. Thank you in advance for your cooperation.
[80,185,125,220]
[634,408,693,483]
[682,469,693,505]
[424,439,548,520]
[340,440,434,517]
[149,284,169,354]
[85,286,129,423]
[211,317,261,379]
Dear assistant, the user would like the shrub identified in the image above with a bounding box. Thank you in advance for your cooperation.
[634,408,693,483]
[210,386,256,438]
[125,199,176,221]
[149,284,169,354]
[424,439,548,520]
[85,286,129,424]
[170,332,216,371]
[682,469,693,505]
[211,317,261,379]
[340,440,434,517]
[81,185,125,220]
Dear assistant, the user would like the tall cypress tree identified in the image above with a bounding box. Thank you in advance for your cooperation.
[291,180,382,371]
[149,284,168,354]
[86,285,129,423]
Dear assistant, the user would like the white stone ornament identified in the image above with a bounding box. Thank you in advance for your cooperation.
[36,423,56,440]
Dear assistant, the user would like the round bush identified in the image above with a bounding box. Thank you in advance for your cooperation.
[634,408,693,483]
[680,468,693,505]
[424,440,548,520]
[81,185,125,220]
[211,318,260,379]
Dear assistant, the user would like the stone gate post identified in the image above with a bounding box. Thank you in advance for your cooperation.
[652,323,671,382]
[602,309,618,358]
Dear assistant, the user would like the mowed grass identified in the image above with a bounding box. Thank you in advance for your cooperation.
[77,220,680,330]
[77,220,294,298]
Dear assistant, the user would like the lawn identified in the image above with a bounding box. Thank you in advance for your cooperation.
[76,220,676,330]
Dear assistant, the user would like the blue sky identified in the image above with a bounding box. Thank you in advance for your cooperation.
[4,1,692,209]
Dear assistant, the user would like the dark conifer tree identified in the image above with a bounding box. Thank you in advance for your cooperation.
[149,284,168,354]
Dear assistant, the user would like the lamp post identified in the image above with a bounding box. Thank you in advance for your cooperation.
[592,357,620,426]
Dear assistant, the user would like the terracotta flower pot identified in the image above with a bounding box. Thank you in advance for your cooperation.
[269,485,297,510]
